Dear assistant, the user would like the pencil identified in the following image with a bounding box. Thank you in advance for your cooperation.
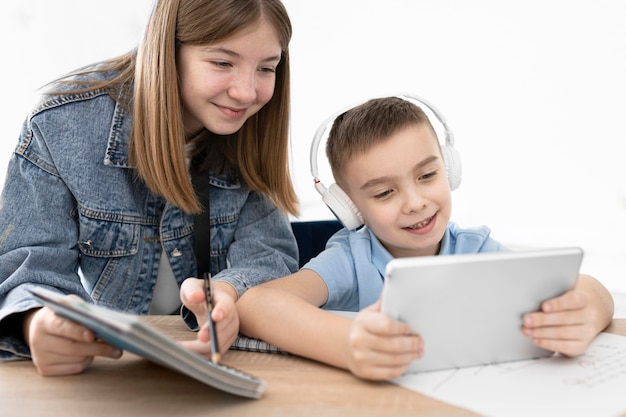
[203,271,221,363]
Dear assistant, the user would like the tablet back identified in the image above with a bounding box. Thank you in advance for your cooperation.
[381,247,583,373]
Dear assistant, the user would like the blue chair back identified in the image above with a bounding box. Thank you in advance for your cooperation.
[291,220,343,268]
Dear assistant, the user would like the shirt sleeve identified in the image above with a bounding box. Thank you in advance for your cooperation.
[302,229,361,311]
[211,190,299,298]
[0,129,88,360]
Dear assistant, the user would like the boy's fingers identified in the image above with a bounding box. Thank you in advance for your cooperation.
[358,299,413,336]
[357,311,412,336]
[542,290,586,313]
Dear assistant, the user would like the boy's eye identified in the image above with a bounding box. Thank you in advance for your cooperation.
[419,170,437,181]
[374,189,393,199]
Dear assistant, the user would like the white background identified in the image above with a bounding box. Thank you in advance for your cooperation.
[1,1,625,300]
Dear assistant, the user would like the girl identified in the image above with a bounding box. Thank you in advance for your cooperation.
[0,0,299,376]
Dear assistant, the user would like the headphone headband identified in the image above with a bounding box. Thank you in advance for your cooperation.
[310,93,455,181]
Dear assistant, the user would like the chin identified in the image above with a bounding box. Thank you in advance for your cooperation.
[208,124,245,136]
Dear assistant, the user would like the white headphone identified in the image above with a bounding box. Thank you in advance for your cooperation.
[310,93,462,230]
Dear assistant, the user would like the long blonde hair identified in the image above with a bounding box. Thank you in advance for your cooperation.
[52,0,297,215]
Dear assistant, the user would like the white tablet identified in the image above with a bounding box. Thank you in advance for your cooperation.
[380,247,582,373]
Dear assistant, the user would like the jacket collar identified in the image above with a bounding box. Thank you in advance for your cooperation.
[104,87,133,168]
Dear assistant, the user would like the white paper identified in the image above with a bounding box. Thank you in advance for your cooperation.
[393,332,626,417]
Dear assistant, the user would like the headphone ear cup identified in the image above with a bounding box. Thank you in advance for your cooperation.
[441,145,462,191]
[321,183,364,230]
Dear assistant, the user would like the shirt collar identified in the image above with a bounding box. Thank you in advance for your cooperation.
[365,227,394,276]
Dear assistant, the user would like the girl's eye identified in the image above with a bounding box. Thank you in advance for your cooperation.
[211,61,232,68]
[258,66,276,74]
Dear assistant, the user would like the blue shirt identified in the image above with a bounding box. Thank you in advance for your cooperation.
[0,73,298,359]
[304,222,507,311]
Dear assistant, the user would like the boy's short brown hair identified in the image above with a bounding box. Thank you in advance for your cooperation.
[326,96,438,185]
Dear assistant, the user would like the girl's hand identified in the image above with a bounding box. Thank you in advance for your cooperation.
[179,278,239,356]
[345,300,423,380]
[26,301,122,376]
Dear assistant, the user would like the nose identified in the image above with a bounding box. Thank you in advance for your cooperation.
[229,68,257,104]
[402,186,427,214]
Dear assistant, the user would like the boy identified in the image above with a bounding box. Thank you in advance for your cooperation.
[183,96,614,380]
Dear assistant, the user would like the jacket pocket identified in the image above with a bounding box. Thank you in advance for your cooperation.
[76,208,140,257]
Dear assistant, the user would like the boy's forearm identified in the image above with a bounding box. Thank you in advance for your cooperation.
[237,286,353,370]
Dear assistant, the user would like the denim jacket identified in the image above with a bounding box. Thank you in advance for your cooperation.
[0,84,298,359]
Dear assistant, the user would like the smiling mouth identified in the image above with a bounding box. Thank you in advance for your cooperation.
[406,215,434,230]
[216,104,246,117]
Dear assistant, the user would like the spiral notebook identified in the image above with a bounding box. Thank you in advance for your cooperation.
[28,287,266,399]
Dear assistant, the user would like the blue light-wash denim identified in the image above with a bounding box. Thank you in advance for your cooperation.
[0,82,298,359]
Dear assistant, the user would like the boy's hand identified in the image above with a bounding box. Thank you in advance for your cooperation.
[27,301,123,376]
[179,278,239,356]
[522,274,612,356]
[345,300,423,380]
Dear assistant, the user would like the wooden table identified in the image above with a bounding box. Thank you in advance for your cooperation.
[2,317,625,417]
